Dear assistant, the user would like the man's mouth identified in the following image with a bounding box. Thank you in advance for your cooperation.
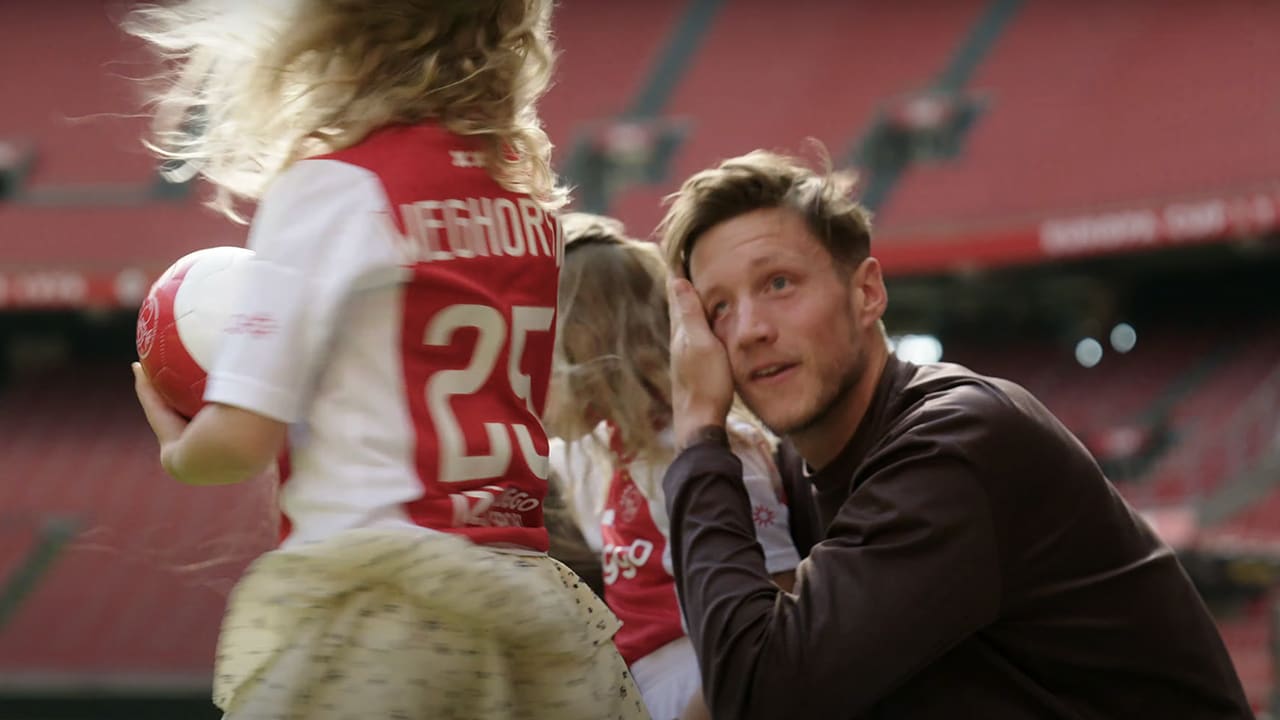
[749,363,796,381]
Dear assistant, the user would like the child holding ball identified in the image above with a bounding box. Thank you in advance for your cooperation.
[128,2,648,718]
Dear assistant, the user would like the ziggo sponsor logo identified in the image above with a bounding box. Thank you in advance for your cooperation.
[603,538,655,585]
[450,485,541,528]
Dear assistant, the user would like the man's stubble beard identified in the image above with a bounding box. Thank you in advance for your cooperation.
[743,318,868,439]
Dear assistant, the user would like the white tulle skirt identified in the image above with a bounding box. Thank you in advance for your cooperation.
[213,528,650,720]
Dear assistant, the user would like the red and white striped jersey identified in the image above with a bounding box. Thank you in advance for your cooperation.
[205,123,562,551]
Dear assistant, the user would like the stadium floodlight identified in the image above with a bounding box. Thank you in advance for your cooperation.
[1110,323,1137,354]
[1075,338,1104,368]
[893,334,944,364]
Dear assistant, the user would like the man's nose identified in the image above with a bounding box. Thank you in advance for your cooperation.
[732,298,777,351]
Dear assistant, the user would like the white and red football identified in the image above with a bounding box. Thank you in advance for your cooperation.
[136,246,255,418]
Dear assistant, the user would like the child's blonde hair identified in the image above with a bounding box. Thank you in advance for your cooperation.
[545,213,778,505]
[544,213,672,466]
[126,0,565,220]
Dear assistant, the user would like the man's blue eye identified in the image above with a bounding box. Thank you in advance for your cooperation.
[769,276,789,290]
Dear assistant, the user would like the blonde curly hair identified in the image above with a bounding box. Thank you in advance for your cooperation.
[126,0,565,220]
[544,213,673,466]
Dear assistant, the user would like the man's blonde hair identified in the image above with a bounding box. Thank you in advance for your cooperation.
[126,0,565,220]
[544,213,672,466]
[659,149,873,278]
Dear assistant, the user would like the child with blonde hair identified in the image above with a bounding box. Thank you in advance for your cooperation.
[546,213,801,720]
[128,2,648,717]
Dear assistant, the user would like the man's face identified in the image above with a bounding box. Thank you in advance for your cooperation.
[688,208,878,437]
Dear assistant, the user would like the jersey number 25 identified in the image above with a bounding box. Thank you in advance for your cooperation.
[423,303,554,484]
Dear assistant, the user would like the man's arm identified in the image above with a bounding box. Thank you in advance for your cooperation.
[664,436,1002,719]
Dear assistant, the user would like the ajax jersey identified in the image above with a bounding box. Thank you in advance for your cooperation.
[553,423,801,665]
[205,124,562,551]
[600,461,685,666]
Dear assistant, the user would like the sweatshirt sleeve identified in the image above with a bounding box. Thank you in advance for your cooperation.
[663,397,1004,718]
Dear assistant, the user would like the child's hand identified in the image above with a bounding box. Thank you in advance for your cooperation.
[131,362,188,472]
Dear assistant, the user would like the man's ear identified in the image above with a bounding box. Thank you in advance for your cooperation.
[853,257,888,328]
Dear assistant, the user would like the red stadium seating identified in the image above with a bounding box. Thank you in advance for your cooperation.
[946,326,1218,439]
[1215,596,1274,713]
[1202,486,1280,556]
[0,364,273,684]
[0,1,158,188]
[1140,332,1280,505]
[0,1,246,308]
[946,322,1279,510]
[0,203,243,277]
[540,0,690,153]
[883,0,1280,233]
[604,0,990,237]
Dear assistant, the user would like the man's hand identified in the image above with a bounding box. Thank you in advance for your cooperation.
[667,277,734,449]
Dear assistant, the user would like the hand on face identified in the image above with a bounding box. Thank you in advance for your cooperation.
[667,277,734,448]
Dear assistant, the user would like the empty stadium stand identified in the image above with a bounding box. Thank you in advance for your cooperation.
[604,0,990,237]
[0,363,273,685]
[949,322,1279,501]
[883,0,1280,234]
[0,1,157,189]
[540,0,690,148]
[1140,333,1280,505]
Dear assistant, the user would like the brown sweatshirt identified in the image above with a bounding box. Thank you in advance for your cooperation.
[663,356,1252,719]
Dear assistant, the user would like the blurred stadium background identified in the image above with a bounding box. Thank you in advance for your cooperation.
[1,0,1277,717]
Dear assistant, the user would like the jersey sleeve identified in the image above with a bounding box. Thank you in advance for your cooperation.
[203,159,404,423]
[730,421,802,575]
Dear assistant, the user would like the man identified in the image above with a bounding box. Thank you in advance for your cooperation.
[656,149,1252,719]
